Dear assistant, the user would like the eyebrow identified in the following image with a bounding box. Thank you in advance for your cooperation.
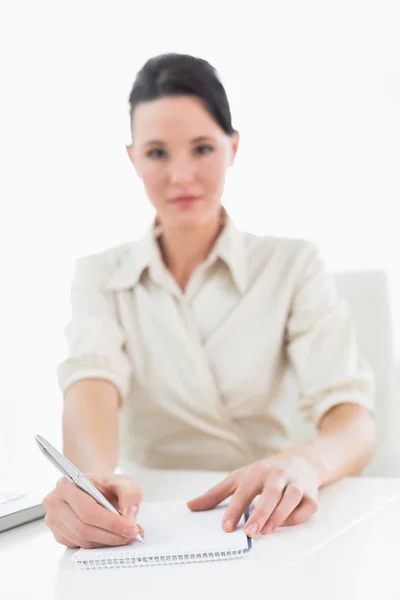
[144,136,214,147]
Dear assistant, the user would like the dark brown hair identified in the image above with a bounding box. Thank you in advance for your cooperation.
[128,53,236,137]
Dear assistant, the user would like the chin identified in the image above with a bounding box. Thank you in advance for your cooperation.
[164,202,221,230]
[176,213,206,226]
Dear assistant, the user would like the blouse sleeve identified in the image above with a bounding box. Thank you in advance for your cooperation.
[286,242,375,427]
[56,253,133,400]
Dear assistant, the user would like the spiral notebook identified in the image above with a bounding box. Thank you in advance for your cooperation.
[73,500,252,569]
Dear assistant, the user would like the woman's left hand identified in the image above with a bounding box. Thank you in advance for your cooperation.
[187,455,321,538]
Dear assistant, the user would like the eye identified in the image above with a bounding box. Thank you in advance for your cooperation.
[146,148,167,159]
[194,144,214,156]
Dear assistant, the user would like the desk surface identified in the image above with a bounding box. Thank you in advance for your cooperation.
[1,469,400,600]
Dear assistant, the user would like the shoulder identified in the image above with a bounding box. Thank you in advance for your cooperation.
[71,241,138,291]
[240,230,321,278]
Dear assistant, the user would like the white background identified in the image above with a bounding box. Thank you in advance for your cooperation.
[0,1,399,483]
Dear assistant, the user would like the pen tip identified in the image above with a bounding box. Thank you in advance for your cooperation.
[136,534,144,544]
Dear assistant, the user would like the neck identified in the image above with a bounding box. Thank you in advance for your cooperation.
[158,217,223,290]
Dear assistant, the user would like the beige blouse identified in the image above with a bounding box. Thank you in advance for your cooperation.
[56,215,375,472]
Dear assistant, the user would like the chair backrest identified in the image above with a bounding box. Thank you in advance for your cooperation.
[291,270,400,476]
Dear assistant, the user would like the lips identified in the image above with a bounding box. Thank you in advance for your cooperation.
[169,196,201,204]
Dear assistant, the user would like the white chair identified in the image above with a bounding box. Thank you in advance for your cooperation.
[291,270,400,477]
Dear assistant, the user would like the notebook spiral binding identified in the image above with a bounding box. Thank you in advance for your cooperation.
[75,546,252,570]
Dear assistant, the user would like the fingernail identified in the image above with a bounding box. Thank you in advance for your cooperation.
[224,519,236,532]
[127,505,138,521]
[124,526,138,538]
[246,523,258,537]
[262,521,274,535]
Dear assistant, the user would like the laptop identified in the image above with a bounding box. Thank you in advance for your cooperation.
[0,492,46,533]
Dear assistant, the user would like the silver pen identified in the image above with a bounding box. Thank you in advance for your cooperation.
[35,434,144,544]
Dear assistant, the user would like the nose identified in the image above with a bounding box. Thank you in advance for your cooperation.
[168,156,196,184]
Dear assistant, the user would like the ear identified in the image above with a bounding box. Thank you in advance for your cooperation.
[229,131,240,167]
[126,144,142,178]
[126,143,135,165]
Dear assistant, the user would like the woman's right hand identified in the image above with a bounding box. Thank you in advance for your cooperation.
[43,473,145,549]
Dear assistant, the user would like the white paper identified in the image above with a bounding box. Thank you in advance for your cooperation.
[73,501,251,567]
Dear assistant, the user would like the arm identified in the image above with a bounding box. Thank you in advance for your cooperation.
[62,379,120,473]
[57,251,133,472]
[188,243,377,537]
[45,253,143,550]
[285,241,376,464]
[188,403,377,538]
[46,379,144,550]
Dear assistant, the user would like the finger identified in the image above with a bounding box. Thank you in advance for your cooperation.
[260,483,303,534]
[51,519,105,549]
[125,524,145,544]
[187,476,236,512]
[45,510,104,549]
[59,518,130,549]
[52,531,80,549]
[57,500,137,546]
[55,520,144,549]
[280,497,319,527]
[96,474,144,524]
[44,511,81,548]
[57,535,79,549]
[222,476,261,534]
[57,478,140,539]
[243,473,287,538]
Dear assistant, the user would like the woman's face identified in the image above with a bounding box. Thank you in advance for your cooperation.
[126,95,239,230]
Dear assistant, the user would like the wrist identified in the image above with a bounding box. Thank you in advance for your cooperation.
[274,441,329,488]
[302,444,329,487]
[63,452,115,475]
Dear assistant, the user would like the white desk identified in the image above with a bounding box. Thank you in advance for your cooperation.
[1,469,400,600]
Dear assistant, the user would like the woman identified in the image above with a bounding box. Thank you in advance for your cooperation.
[43,53,376,550]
